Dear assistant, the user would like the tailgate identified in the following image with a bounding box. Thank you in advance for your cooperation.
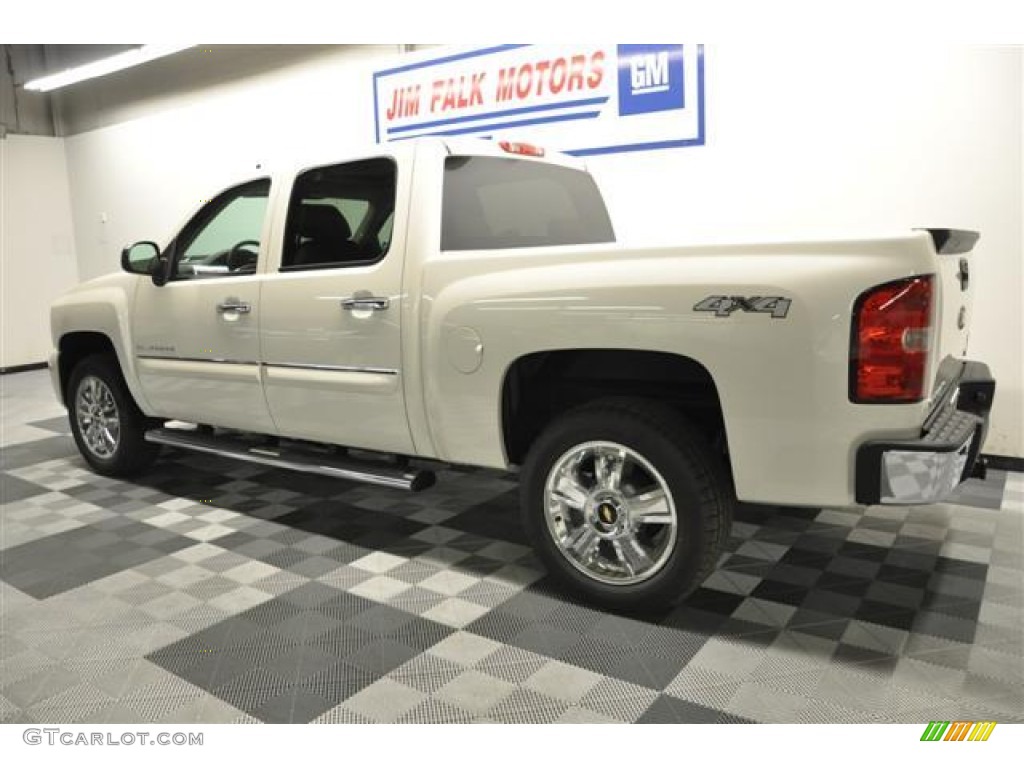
[925,228,978,392]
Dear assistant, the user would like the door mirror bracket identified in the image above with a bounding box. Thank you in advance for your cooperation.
[151,255,170,286]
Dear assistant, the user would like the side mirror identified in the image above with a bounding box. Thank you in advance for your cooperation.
[120,241,170,286]
[121,241,160,275]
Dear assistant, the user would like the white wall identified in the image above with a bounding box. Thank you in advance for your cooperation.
[61,44,1023,457]
[63,45,403,282]
[0,134,79,368]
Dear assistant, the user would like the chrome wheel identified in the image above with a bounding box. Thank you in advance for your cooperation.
[543,440,678,585]
[75,375,121,459]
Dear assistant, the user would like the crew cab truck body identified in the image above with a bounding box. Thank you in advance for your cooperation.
[50,137,995,608]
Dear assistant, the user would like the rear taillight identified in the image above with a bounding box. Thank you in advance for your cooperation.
[850,275,934,403]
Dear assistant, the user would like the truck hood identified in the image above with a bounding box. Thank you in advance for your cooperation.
[52,271,137,306]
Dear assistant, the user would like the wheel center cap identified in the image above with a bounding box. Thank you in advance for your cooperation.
[589,493,628,537]
[596,502,618,525]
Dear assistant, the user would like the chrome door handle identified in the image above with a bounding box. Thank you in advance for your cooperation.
[341,296,390,312]
[217,300,251,314]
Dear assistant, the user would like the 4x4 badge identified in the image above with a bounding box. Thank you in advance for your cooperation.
[693,295,792,319]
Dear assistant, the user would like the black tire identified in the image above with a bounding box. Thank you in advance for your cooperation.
[67,354,161,476]
[520,399,734,611]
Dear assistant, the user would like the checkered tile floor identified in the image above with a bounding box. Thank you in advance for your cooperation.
[2,370,1022,723]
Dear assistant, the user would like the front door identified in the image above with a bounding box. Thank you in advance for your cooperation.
[259,156,413,454]
[132,178,276,433]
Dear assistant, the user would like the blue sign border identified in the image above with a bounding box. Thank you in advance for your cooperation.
[372,44,705,157]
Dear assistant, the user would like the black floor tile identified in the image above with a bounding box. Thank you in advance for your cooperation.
[750,580,811,607]
[854,601,918,632]
[682,587,747,615]
[0,473,50,503]
[251,686,336,724]
[910,611,980,643]
[827,557,884,581]
[932,558,988,581]
[608,652,688,689]
[148,586,454,720]
[1,435,77,471]
[877,563,934,589]
[787,610,849,640]
[637,694,755,723]
[764,563,823,588]
[0,521,195,598]
[660,606,733,636]
[444,489,527,544]
[837,541,890,562]
[786,534,847,556]
[26,416,73,434]
[813,572,873,597]
[864,580,926,609]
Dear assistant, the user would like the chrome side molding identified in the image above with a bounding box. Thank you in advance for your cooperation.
[261,362,399,375]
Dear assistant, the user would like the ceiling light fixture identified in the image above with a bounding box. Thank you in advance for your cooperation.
[23,44,195,92]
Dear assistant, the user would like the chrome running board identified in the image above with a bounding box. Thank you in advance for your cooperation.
[144,427,435,492]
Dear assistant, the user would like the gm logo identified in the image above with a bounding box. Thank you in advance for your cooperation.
[617,44,685,116]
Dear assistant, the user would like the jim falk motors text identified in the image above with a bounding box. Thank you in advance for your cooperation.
[385,50,607,120]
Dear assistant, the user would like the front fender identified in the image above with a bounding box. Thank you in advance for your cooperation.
[50,274,151,413]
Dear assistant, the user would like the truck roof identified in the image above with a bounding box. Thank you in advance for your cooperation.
[440,137,587,170]
[283,136,586,178]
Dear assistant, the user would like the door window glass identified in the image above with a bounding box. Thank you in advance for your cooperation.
[174,179,270,279]
[281,158,396,270]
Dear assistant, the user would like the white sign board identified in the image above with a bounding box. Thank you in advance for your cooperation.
[372,44,705,156]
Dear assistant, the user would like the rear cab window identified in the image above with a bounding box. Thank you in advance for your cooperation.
[441,156,615,251]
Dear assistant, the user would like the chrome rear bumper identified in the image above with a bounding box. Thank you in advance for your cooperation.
[855,360,994,505]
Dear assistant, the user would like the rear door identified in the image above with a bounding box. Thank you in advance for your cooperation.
[259,155,414,454]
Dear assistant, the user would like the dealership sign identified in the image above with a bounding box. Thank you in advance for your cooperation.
[372,44,705,156]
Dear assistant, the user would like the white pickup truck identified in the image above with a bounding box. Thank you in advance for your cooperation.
[50,137,995,608]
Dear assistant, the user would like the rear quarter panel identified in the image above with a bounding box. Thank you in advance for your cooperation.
[418,231,944,508]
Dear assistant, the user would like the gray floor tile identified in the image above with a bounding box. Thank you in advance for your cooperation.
[1,369,1022,723]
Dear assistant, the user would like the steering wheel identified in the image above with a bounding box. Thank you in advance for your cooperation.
[226,240,260,272]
